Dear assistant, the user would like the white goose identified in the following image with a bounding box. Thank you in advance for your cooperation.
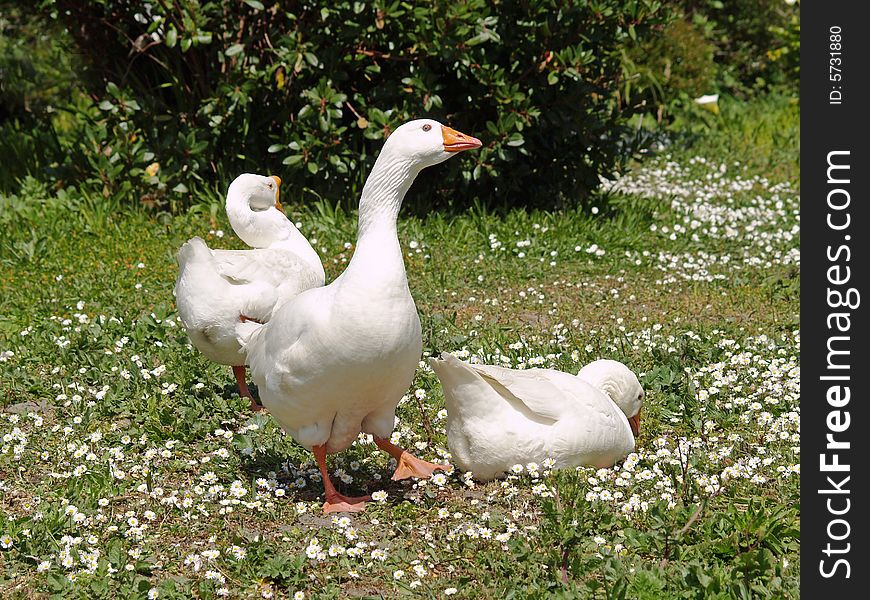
[428,355,644,481]
[238,120,482,513]
[174,174,325,411]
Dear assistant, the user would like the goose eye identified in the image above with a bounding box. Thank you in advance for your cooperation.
[422,124,432,132]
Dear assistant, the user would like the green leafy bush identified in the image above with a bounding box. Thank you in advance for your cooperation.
[38,0,672,211]
[622,16,716,118]
[0,4,80,189]
[768,1,800,86]
[679,0,800,91]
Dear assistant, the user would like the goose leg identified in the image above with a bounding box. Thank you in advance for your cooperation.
[313,444,370,514]
[373,436,450,481]
[232,365,262,412]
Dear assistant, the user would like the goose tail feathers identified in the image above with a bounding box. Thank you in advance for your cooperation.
[428,353,491,420]
[177,236,212,267]
[236,318,266,352]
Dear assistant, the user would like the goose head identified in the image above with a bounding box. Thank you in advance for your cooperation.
[382,119,482,169]
[225,173,291,248]
[355,119,481,235]
[577,359,644,436]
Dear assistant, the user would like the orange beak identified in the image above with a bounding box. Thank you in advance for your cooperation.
[270,175,283,211]
[442,125,482,153]
[628,410,641,437]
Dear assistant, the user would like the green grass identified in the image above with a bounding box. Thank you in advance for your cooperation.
[0,95,799,599]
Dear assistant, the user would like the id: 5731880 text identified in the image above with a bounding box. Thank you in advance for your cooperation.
[829,26,843,105]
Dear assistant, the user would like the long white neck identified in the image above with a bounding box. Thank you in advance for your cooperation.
[357,148,420,238]
[343,148,420,285]
[226,195,295,249]
[225,193,323,279]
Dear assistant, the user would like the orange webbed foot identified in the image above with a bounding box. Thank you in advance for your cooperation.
[372,436,451,481]
[322,492,371,514]
[391,453,450,481]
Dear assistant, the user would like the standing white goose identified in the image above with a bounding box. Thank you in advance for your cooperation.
[174,174,325,411]
[238,120,482,513]
[428,354,644,481]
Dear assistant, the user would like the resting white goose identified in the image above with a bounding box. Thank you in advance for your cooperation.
[174,174,325,411]
[428,354,644,481]
[238,120,482,513]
